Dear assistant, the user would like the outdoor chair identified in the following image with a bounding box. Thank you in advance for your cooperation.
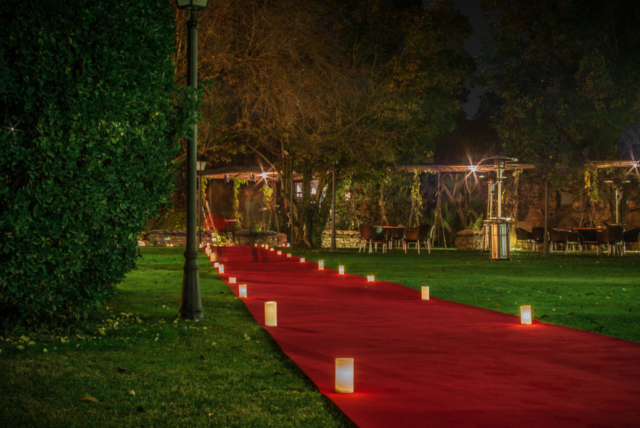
[515,227,533,250]
[596,225,624,256]
[386,227,405,249]
[531,227,546,251]
[359,224,387,254]
[566,230,583,253]
[549,229,569,254]
[403,224,433,254]
[623,227,640,253]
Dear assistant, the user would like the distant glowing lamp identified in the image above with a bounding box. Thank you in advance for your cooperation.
[265,302,277,326]
[229,277,236,284]
[318,260,324,270]
[335,358,354,393]
[261,172,268,180]
[468,165,478,173]
[367,275,374,282]
[422,286,429,300]
[520,305,532,325]
[633,161,639,169]
[239,284,247,298]
[339,265,345,275]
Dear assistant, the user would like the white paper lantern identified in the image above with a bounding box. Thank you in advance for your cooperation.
[318,260,324,270]
[239,284,247,298]
[229,277,236,284]
[287,253,292,258]
[520,305,532,325]
[367,275,374,282]
[265,302,277,326]
[214,262,219,268]
[335,358,354,393]
[277,251,282,255]
[422,286,429,300]
[218,264,224,274]
[300,258,305,263]
[339,265,345,275]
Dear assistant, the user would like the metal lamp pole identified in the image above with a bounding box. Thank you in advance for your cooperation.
[178,0,208,321]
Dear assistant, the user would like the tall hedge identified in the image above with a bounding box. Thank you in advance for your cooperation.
[0,0,193,329]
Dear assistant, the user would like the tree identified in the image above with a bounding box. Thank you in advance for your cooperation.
[173,0,474,247]
[480,0,640,181]
[0,0,192,329]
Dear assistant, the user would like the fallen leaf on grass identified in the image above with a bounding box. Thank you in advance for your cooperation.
[117,367,127,373]
[596,326,608,331]
[494,304,500,307]
[539,315,549,319]
[137,406,145,413]
[128,390,136,396]
[567,313,575,316]
[80,396,99,403]
[585,292,594,295]
[272,371,284,376]
[199,355,205,360]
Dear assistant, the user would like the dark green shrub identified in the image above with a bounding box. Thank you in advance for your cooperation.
[0,0,193,330]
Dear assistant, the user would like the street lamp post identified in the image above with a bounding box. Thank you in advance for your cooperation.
[196,156,207,247]
[177,0,208,321]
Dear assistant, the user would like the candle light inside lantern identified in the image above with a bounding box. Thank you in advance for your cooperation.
[287,253,292,258]
[335,358,354,393]
[214,262,219,268]
[318,260,324,270]
[230,277,236,284]
[265,302,277,326]
[367,275,374,282]
[270,248,274,252]
[218,264,224,274]
[266,244,269,249]
[277,251,282,255]
[520,305,532,325]
[422,286,429,300]
[239,284,247,298]
[339,265,345,275]
[300,258,305,263]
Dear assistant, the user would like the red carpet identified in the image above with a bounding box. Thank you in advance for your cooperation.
[212,246,640,427]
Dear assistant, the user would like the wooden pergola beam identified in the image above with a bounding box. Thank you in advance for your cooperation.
[403,164,535,174]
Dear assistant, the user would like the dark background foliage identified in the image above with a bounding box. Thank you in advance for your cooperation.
[0,0,192,330]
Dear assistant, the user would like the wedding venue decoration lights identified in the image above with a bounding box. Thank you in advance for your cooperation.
[520,305,532,325]
[335,358,354,393]
[422,286,429,300]
[300,258,305,263]
[265,302,277,326]
[218,264,224,274]
[318,260,324,270]
[229,277,236,284]
[367,275,374,282]
[339,265,345,275]
[239,284,247,298]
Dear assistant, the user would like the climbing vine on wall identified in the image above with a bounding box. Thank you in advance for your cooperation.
[232,178,247,227]
[408,169,423,226]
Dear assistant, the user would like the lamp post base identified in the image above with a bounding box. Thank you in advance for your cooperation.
[179,249,207,321]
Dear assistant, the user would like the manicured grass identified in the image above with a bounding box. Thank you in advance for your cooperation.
[298,247,640,343]
[0,248,355,428]
[2,247,639,427]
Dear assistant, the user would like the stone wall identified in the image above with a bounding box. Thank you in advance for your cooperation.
[321,230,361,248]
[234,230,287,247]
[454,230,483,250]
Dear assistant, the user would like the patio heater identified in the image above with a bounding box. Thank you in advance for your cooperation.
[604,178,630,225]
[481,175,495,252]
[490,156,517,261]
[476,156,518,260]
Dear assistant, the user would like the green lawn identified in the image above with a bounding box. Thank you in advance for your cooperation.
[1,246,639,427]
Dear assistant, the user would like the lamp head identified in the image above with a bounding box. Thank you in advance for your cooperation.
[176,0,209,10]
